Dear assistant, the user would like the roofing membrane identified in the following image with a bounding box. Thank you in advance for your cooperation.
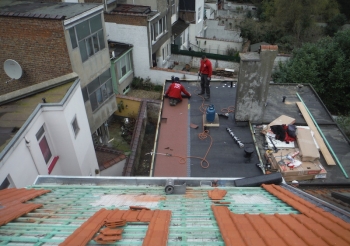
[1,178,350,245]
[155,81,262,178]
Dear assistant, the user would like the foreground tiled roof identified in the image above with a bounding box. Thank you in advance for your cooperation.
[0,188,51,226]
[0,179,349,245]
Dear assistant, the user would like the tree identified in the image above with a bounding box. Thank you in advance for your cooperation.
[324,14,347,37]
[273,30,350,114]
[257,0,340,45]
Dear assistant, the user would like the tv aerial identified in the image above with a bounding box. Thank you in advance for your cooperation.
[4,59,23,84]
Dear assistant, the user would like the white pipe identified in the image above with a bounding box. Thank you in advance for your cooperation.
[25,137,41,175]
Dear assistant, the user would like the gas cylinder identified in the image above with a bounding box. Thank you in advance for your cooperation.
[206,105,216,122]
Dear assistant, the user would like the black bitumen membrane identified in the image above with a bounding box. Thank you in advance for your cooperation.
[257,83,350,184]
[163,81,350,184]
[165,80,263,178]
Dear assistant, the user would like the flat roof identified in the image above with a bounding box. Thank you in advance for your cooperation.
[112,4,151,14]
[154,81,350,184]
[0,0,101,20]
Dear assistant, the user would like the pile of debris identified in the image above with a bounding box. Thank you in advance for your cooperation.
[262,115,327,182]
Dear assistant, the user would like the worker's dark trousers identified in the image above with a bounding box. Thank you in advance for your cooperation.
[200,74,210,96]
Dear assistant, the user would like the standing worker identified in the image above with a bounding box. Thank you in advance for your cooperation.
[164,77,191,106]
[198,55,213,100]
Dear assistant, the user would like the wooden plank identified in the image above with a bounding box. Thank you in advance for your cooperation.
[203,113,220,127]
[296,102,336,165]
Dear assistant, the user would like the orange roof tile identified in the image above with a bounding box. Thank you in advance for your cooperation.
[211,184,350,246]
[208,188,227,200]
[60,207,171,246]
[0,188,50,226]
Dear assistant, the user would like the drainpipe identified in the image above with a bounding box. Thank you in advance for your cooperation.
[25,137,41,175]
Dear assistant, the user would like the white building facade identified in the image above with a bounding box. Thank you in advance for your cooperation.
[0,80,99,188]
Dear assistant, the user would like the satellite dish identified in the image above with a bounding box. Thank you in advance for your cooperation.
[4,59,23,80]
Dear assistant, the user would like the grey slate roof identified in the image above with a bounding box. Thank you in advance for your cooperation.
[0,0,101,20]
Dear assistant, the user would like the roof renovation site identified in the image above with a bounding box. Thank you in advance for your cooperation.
[0,176,350,245]
[1,50,350,245]
[147,45,350,185]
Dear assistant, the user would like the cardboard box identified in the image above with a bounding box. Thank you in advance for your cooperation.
[296,127,320,161]
[268,148,321,178]
[261,115,296,134]
[265,149,326,181]
[283,175,316,182]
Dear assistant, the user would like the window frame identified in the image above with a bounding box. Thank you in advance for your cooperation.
[198,7,202,22]
[68,14,105,62]
[116,50,133,83]
[36,125,53,165]
[171,0,175,15]
[151,16,167,42]
[83,69,114,112]
[71,115,80,138]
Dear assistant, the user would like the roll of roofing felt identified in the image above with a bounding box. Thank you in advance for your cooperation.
[234,172,283,187]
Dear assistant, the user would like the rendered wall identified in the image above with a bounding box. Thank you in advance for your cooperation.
[100,159,126,176]
[197,38,243,54]
[64,13,117,133]
[0,82,99,188]
[106,23,150,80]
[235,47,278,123]
[115,96,142,118]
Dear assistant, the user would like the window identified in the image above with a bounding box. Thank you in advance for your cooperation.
[171,0,175,15]
[198,7,202,22]
[68,14,105,62]
[117,50,133,82]
[151,16,167,41]
[71,116,80,137]
[122,85,130,94]
[36,126,52,164]
[162,48,165,61]
[82,69,114,111]
[0,177,10,190]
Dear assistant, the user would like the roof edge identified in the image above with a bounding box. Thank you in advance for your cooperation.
[0,72,79,105]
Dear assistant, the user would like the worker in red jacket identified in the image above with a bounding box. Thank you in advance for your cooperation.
[198,55,213,100]
[164,77,191,106]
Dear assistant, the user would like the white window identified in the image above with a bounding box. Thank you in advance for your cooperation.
[68,14,105,62]
[198,7,202,22]
[116,51,133,83]
[82,69,114,111]
[152,16,167,42]
[71,116,80,137]
[36,126,52,164]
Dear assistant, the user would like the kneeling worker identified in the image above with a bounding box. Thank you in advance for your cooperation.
[164,77,191,106]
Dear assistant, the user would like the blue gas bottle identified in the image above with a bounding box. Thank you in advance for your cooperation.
[206,104,216,122]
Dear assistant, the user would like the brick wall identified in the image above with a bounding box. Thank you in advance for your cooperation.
[0,17,72,95]
[104,13,148,26]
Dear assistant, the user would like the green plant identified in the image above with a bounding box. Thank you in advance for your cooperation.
[335,115,350,139]
[130,76,164,92]
[131,77,144,89]
[226,47,237,56]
